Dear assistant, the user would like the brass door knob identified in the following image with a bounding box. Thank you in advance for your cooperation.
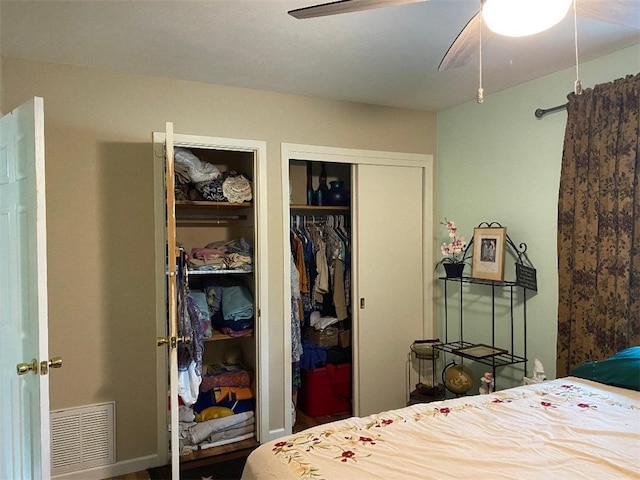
[49,356,63,369]
[17,359,38,376]
[40,356,63,375]
[157,336,191,348]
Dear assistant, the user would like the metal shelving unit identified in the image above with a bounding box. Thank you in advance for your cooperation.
[435,224,536,392]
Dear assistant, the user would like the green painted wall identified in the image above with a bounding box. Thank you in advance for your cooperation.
[436,44,640,387]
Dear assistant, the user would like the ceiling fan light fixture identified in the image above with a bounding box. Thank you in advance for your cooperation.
[482,0,572,37]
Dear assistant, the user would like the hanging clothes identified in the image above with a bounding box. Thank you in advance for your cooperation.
[175,248,206,406]
[289,214,351,326]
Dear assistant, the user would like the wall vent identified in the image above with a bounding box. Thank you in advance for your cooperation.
[50,402,115,475]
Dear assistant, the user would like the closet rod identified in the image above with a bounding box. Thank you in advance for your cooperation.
[290,217,337,225]
[534,103,568,119]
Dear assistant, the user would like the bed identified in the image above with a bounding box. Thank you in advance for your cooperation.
[241,374,639,479]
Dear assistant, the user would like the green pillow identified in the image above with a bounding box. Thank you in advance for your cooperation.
[570,346,640,391]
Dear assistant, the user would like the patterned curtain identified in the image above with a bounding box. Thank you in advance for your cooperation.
[556,73,640,376]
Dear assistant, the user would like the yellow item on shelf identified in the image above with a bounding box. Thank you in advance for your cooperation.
[213,386,254,403]
[194,406,234,422]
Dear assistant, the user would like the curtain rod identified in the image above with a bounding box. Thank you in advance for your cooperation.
[534,103,568,119]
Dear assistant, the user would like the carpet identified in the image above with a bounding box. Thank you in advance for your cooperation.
[149,455,248,480]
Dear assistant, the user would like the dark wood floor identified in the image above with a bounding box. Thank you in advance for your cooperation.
[293,408,351,433]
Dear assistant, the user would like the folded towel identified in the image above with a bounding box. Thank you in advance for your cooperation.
[222,285,253,321]
[190,291,211,338]
[205,423,254,445]
[186,411,254,445]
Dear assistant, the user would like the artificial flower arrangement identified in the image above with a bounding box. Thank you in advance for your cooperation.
[435,218,469,271]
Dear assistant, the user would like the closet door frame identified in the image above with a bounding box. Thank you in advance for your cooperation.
[153,131,269,464]
[280,143,435,433]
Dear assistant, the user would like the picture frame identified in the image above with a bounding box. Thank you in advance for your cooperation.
[472,226,506,281]
[452,343,508,359]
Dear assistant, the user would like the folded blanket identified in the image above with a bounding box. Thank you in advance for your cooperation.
[190,290,211,338]
[222,285,253,321]
[186,411,255,445]
[218,326,253,336]
[204,423,254,445]
[200,363,252,391]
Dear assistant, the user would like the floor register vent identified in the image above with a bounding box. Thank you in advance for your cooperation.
[50,402,115,475]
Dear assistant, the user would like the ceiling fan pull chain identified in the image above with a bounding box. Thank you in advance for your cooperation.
[573,0,582,95]
[477,7,484,104]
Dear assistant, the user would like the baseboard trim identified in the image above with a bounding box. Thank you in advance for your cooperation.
[52,454,161,480]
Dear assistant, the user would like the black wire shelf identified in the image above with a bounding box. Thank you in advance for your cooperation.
[434,341,527,368]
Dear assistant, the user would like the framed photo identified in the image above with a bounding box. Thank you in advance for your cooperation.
[472,227,506,281]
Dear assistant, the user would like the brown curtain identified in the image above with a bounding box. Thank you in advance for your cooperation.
[556,73,640,376]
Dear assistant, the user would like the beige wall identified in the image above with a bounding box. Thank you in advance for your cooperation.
[2,57,436,464]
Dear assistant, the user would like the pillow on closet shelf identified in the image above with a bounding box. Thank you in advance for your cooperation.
[570,346,640,391]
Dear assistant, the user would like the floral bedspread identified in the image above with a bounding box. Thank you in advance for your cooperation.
[242,377,639,479]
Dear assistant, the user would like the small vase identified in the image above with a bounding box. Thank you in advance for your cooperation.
[306,161,315,206]
[326,180,349,206]
[443,263,465,278]
[316,162,329,206]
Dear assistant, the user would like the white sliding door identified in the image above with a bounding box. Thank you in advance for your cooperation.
[353,163,425,416]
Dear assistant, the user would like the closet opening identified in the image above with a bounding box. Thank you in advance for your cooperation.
[154,128,269,474]
[289,159,353,431]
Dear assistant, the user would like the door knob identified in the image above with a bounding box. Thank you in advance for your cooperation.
[41,356,63,375]
[157,336,191,348]
[16,359,38,376]
[48,356,63,369]
[16,357,62,376]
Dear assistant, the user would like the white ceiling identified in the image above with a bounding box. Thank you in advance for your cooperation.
[1,0,639,111]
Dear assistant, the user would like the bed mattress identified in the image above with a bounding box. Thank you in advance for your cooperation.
[242,377,639,479]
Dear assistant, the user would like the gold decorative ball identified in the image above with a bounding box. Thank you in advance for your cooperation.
[444,363,473,394]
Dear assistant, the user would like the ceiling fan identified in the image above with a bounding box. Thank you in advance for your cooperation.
[288,0,640,71]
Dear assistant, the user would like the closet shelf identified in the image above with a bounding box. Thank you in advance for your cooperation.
[290,204,349,211]
[188,268,253,275]
[176,217,248,224]
[205,330,253,342]
[178,437,258,462]
[176,200,252,207]
[176,201,251,223]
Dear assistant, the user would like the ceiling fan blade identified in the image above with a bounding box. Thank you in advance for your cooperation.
[439,12,495,71]
[288,0,426,19]
[577,0,640,29]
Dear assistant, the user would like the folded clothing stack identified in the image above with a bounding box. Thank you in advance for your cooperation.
[204,280,254,335]
[177,362,256,454]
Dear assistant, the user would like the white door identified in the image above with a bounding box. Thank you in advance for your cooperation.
[156,122,181,480]
[353,163,425,416]
[0,97,52,479]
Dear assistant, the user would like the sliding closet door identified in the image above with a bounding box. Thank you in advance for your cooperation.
[353,163,425,416]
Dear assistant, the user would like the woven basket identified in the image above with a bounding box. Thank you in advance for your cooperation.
[304,326,339,347]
